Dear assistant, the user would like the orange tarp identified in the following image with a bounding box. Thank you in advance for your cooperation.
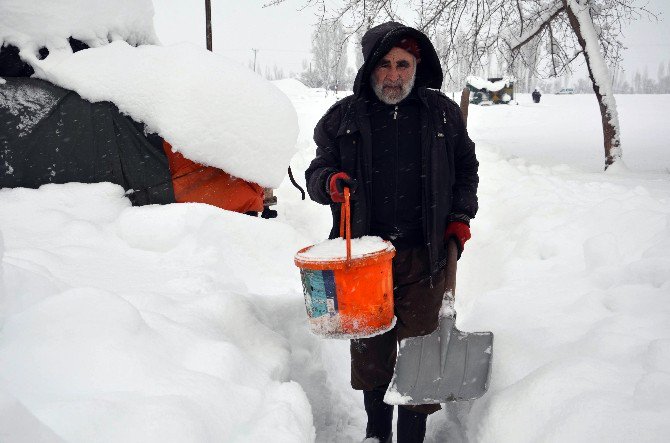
[162,141,264,213]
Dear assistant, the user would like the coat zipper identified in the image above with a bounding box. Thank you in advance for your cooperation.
[394,105,399,230]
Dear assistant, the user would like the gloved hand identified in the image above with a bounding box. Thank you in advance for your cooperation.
[328,172,358,203]
[445,221,471,253]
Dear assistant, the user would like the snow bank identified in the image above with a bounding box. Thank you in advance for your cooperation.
[0,0,157,56]
[0,183,314,442]
[30,41,298,188]
[273,78,311,95]
[459,148,670,442]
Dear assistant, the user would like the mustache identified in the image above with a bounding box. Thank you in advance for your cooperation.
[383,79,404,88]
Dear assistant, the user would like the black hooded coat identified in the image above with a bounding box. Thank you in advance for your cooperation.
[305,22,479,276]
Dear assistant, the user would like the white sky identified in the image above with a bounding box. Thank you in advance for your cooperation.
[152,0,670,81]
[153,0,318,75]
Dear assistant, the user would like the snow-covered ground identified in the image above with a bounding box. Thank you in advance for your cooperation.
[1,85,669,442]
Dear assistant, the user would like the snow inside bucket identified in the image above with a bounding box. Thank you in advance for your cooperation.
[295,236,396,339]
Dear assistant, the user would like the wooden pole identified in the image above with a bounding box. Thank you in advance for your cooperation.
[205,0,212,51]
[459,87,471,127]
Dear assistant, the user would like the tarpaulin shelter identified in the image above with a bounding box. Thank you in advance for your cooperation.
[0,76,175,206]
[466,75,515,105]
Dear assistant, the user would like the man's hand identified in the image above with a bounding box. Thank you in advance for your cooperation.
[328,172,358,203]
[445,221,471,253]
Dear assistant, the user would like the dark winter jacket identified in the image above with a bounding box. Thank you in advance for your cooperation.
[368,91,423,246]
[305,22,479,276]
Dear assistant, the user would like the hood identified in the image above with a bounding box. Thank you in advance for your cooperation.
[353,21,443,97]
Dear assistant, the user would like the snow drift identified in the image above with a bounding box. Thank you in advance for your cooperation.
[0,183,315,442]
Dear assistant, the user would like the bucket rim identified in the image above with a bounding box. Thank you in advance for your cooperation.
[295,240,395,270]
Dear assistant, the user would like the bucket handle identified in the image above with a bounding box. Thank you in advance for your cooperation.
[339,187,352,262]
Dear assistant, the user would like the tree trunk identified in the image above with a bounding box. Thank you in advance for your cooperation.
[564,0,621,169]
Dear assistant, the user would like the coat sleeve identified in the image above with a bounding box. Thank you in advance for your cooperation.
[305,101,346,205]
[448,102,479,219]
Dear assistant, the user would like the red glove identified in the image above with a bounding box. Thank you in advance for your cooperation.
[445,221,471,252]
[328,172,358,203]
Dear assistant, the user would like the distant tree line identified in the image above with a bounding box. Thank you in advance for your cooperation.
[529,60,670,94]
[611,61,670,94]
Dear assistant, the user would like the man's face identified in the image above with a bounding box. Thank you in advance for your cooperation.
[371,46,417,105]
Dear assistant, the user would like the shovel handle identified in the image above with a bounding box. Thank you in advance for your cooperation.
[445,237,458,299]
[339,187,352,262]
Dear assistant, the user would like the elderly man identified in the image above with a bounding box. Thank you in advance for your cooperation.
[305,22,479,442]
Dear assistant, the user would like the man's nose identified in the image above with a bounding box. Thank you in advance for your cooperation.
[386,67,400,81]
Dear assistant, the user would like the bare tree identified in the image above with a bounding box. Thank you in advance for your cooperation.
[269,0,656,170]
[308,20,349,92]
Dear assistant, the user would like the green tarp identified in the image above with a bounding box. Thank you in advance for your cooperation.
[1,77,174,206]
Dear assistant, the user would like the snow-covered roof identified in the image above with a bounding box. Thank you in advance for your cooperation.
[0,0,158,56]
[466,75,515,92]
[1,0,299,188]
[31,42,298,188]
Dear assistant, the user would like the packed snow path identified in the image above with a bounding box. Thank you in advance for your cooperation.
[1,83,669,442]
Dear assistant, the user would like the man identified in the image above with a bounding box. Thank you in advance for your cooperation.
[305,22,478,442]
[532,88,542,103]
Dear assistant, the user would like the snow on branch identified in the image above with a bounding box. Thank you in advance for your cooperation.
[508,2,565,51]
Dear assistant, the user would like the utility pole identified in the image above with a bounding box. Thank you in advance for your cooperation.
[205,0,212,51]
[252,48,259,72]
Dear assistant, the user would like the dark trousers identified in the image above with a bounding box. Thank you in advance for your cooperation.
[350,246,446,415]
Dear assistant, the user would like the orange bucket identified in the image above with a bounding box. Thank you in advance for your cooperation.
[295,188,396,338]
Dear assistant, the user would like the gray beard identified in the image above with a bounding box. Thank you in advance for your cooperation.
[371,72,416,105]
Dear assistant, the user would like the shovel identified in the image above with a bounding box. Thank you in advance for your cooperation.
[385,239,493,404]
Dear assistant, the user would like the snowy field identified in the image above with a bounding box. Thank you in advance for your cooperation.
[1,83,669,442]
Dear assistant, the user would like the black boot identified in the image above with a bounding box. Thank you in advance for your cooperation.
[363,389,393,443]
[397,406,428,443]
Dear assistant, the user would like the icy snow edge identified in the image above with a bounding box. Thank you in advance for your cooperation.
[30,41,299,188]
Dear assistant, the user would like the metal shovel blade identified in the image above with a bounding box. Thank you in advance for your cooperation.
[386,315,493,404]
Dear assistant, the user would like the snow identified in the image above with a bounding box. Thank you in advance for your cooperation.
[0,80,60,137]
[0,0,157,56]
[2,81,670,442]
[466,76,515,92]
[504,2,565,51]
[466,93,665,173]
[30,41,299,188]
[296,236,392,261]
[0,183,314,442]
[567,0,621,160]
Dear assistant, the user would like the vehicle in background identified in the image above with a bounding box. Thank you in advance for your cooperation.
[556,88,575,95]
